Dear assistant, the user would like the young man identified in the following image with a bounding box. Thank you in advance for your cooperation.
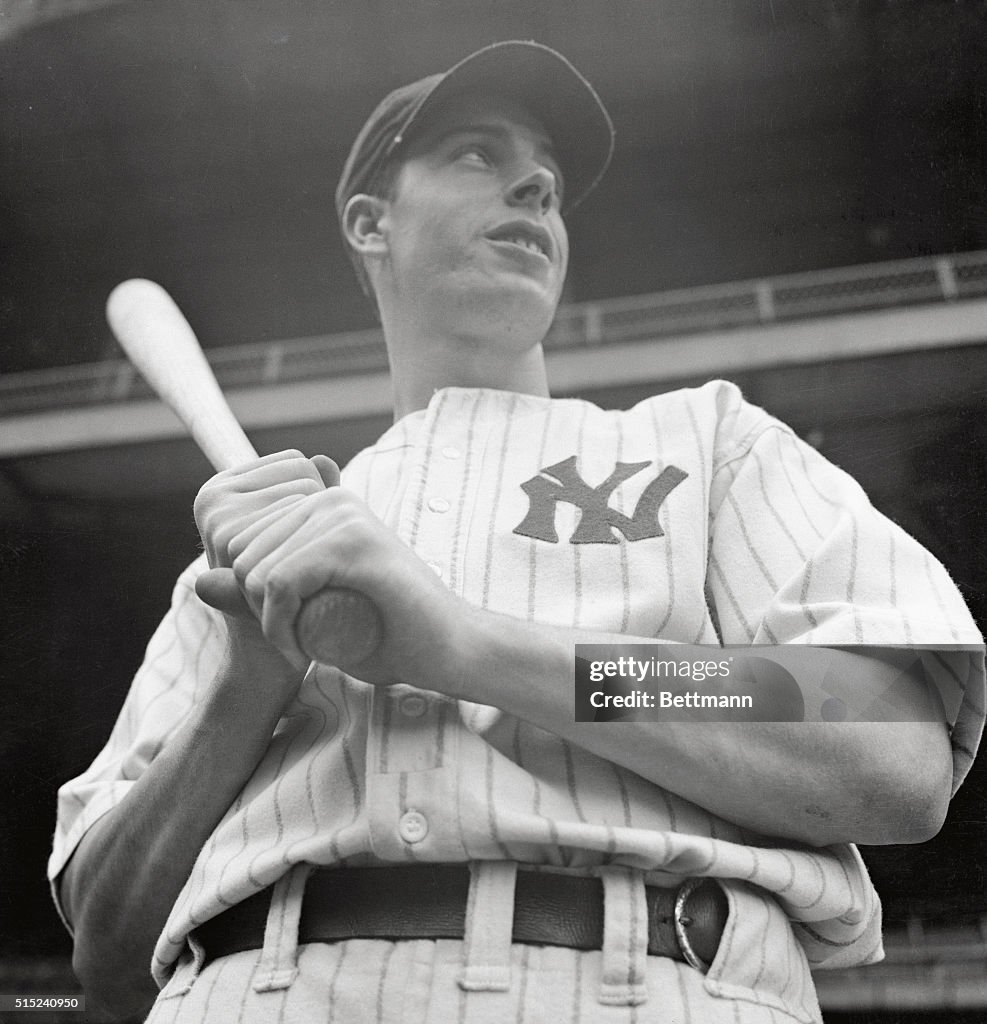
[51,41,983,1023]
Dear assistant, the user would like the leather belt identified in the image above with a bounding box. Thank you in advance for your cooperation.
[195,865,728,973]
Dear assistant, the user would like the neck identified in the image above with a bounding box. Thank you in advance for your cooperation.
[379,305,552,421]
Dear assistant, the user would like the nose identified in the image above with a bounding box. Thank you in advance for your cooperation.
[507,164,559,213]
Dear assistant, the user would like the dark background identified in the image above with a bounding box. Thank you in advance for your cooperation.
[2,1,986,373]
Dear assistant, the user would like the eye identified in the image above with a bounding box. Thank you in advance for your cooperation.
[455,144,491,166]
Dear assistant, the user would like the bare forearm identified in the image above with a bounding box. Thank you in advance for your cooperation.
[61,646,297,1018]
[446,608,952,847]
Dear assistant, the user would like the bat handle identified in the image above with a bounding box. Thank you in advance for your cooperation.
[199,551,384,669]
[206,451,383,667]
[105,277,383,668]
[191,431,384,667]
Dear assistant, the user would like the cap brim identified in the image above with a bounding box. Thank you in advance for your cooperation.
[396,40,614,212]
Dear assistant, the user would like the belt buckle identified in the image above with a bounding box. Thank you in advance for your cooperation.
[674,878,714,974]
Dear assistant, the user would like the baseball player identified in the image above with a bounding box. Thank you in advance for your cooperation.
[50,41,984,1023]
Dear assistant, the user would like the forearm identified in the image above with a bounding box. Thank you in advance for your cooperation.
[446,607,952,847]
[61,638,298,1018]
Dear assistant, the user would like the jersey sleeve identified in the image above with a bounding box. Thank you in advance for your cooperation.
[705,404,985,792]
[47,553,226,930]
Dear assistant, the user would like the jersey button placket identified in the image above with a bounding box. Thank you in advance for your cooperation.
[422,440,454,582]
[413,393,484,600]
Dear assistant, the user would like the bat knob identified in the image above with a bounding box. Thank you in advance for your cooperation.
[295,588,383,668]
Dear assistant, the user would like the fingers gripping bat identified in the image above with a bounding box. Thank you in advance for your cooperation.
[106,278,383,668]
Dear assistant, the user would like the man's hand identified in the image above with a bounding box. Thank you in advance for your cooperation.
[193,449,339,596]
[229,485,466,685]
[196,449,467,687]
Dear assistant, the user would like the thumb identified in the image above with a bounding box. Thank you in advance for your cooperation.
[311,454,340,489]
[195,567,253,619]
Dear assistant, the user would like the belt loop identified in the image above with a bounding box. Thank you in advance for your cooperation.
[597,865,649,1006]
[251,863,314,993]
[458,860,517,992]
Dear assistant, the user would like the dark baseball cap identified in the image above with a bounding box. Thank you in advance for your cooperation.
[335,40,615,221]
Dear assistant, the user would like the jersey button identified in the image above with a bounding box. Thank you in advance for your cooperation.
[426,561,443,578]
[441,446,461,460]
[398,810,428,844]
[427,497,450,514]
[399,695,428,718]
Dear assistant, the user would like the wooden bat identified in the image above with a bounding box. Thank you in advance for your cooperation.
[106,277,383,668]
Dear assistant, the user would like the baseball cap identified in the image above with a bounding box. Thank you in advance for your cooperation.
[335,40,615,222]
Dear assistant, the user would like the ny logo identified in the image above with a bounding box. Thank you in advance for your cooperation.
[513,455,688,545]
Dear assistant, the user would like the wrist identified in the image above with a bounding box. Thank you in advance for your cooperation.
[225,614,297,673]
[205,616,307,717]
[194,664,295,754]
[441,604,571,720]
[427,600,488,701]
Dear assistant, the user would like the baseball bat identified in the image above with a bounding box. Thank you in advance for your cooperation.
[106,278,383,668]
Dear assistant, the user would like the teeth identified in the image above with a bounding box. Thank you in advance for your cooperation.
[502,234,546,257]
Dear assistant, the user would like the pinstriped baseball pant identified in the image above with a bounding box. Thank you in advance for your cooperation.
[146,864,821,1022]
[144,938,812,1023]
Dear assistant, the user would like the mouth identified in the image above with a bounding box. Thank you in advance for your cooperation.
[484,221,554,263]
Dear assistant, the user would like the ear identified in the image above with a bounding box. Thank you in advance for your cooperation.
[342,194,390,257]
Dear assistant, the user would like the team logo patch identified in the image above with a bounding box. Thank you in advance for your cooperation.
[513,455,688,544]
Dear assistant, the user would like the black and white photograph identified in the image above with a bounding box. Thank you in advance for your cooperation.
[1,2,985,1022]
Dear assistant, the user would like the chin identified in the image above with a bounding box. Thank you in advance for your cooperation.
[465,279,560,348]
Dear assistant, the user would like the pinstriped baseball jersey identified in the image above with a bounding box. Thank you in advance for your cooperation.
[50,381,984,1022]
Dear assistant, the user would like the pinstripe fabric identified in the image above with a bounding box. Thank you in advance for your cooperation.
[50,382,984,1023]
[143,938,811,1024]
